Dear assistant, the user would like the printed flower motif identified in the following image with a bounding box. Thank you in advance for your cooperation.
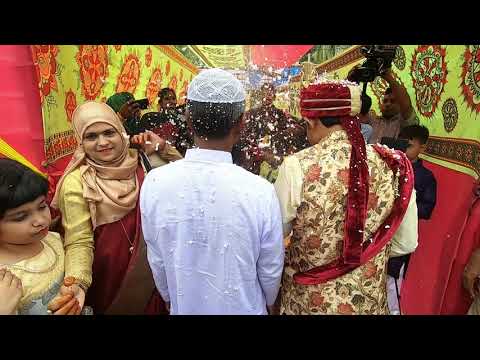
[362,261,377,279]
[337,168,350,186]
[145,47,152,67]
[76,45,109,100]
[31,45,60,103]
[337,303,354,315]
[169,74,178,92]
[310,292,325,307]
[64,90,77,122]
[306,235,322,249]
[178,79,189,105]
[305,164,321,183]
[146,68,163,106]
[337,285,350,298]
[367,192,379,210]
[116,54,141,94]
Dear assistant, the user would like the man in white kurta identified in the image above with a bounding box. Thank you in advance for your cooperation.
[140,69,284,315]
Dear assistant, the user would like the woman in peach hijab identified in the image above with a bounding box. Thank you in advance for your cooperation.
[48,101,181,314]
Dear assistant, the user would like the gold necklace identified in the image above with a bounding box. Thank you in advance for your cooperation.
[119,219,134,254]
[0,240,58,274]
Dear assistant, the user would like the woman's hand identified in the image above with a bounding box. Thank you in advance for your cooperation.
[48,277,85,315]
[0,269,22,315]
[131,130,166,156]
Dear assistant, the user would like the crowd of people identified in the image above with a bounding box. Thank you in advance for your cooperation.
[0,66,478,315]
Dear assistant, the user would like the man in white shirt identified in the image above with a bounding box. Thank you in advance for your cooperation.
[140,68,284,315]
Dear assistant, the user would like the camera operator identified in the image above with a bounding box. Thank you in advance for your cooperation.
[347,46,419,144]
[368,68,419,144]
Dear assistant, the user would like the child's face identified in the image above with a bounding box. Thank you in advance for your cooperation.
[405,138,426,161]
[0,196,51,246]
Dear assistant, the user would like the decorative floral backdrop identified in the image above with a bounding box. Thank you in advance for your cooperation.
[31,45,198,166]
[295,45,480,179]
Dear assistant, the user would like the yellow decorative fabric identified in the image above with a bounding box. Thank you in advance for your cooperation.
[2,232,64,315]
[275,130,418,314]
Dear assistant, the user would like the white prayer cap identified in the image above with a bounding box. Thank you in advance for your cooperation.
[187,68,246,104]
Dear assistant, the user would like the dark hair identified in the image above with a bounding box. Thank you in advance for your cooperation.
[360,93,372,115]
[385,87,393,95]
[0,158,49,218]
[398,125,430,144]
[158,88,176,101]
[320,117,342,127]
[186,100,245,139]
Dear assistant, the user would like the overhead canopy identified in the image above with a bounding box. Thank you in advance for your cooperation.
[183,45,314,70]
[189,45,247,69]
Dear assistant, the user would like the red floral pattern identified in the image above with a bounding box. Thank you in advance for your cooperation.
[76,45,109,100]
[305,164,321,183]
[306,236,322,249]
[410,45,448,117]
[362,261,377,279]
[146,67,163,107]
[337,168,350,186]
[116,54,141,94]
[168,75,178,92]
[337,303,354,315]
[310,292,325,306]
[64,90,77,122]
[178,80,189,105]
[145,47,152,68]
[31,45,59,103]
[367,192,379,210]
[461,45,480,114]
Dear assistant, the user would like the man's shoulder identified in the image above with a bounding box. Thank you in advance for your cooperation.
[145,160,184,181]
[416,161,436,180]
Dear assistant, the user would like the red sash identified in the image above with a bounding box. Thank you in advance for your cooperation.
[293,145,414,285]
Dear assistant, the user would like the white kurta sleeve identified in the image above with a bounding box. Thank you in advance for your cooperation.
[257,186,285,306]
[274,156,303,236]
[140,175,170,302]
[390,190,419,257]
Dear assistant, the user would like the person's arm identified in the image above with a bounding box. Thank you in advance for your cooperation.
[274,157,303,236]
[59,171,94,291]
[463,247,480,299]
[390,190,419,257]
[382,69,417,123]
[0,269,22,315]
[257,187,285,309]
[131,131,183,166]
[140,177,170,305]
[417,174,437,220]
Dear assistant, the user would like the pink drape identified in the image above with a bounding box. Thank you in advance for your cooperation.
[0,45,45,171]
